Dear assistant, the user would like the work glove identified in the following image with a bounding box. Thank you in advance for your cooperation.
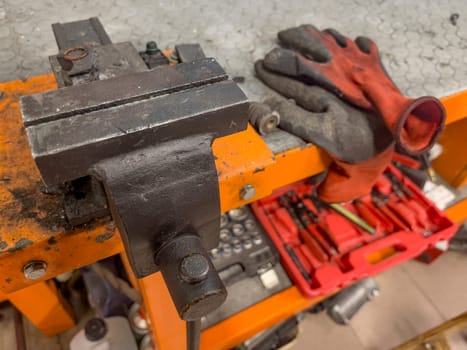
[261,24,445,155]
[256,61,394,203]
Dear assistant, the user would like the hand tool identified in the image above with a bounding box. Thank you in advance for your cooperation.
[329,203,376,235]
[358,199,395,232]
[261,205,311,282]
[293,200,338,256]
[279,196,328,263]
[371,189,410,230]
[20,18,250,350]
[255,62,394,202]
[260,24,445,154]
[285,244,312,282]
[353,199,383,233]
[299,244,322,270]
[373,189,422,230]
[384,172,436,232]
[308,194,376,235]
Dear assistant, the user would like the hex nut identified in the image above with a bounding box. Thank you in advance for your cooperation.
[240,184,256,200]
[23,261,47,280]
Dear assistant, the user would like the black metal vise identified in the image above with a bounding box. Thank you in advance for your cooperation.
[20,18,249,322]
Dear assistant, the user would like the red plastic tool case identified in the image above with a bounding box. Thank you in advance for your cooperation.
[251,165,458,298]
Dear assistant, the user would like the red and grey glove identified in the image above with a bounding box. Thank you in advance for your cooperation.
[255,61,394,203]
[261,24,445,154]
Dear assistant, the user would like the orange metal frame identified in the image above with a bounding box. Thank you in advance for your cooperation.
[0,74,466,346]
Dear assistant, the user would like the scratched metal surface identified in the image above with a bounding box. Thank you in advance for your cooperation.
[0,0,466,98]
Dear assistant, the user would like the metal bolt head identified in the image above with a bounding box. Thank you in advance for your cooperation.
[240,184,256,200]
[146,41,159,53]
[179,254,210,284]
[23,261,47,280]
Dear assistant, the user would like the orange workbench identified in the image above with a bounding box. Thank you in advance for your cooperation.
[0,75,466,349]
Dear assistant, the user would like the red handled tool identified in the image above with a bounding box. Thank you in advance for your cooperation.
[279,196,329,263]
[371,189,410,231]
[353,199,385,233]
[293,200,338,256]
[384,171,436,233]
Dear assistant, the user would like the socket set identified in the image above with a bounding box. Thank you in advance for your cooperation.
[210,206,279,280]
[252,164,458,298]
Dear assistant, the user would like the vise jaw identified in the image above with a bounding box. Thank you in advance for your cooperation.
[20,18,249,322]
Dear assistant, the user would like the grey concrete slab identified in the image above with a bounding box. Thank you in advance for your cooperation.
[0,303,16,350]
[292,312,365,350]
[0,0,466,101]
[350,265,445,350]
[401,252,467,321]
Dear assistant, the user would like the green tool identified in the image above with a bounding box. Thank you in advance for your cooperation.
[329,203,376,235]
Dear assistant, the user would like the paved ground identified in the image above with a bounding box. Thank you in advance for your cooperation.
[0,0,466,101]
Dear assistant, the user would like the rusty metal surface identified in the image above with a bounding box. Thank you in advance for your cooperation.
[21,58,226,127]
[20,19,251,330]
[49,18,148,88]
[0,75,123,293]
[1,73,466,295]
[51,17,112,50]
[23,77,246,187]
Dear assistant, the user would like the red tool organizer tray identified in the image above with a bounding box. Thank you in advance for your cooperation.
[251,165,458,298]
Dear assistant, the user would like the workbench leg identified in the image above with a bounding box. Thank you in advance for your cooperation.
[6,280,75,336]
[139,273,186,350]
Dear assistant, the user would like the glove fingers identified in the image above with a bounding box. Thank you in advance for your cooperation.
[268,95,394,164]
[354,36,378,55]
[322,28,349,48]
[261,49,340,95]
[277,25,331,63]
[265,98,339,154]
[255,60,329,113]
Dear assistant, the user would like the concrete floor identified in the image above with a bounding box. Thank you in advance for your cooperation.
[0,0,467,101]
[293,252,467,350]
[1,1,467,349]
[1,252,466,349]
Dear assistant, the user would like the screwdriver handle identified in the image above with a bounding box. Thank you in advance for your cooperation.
[354,200,381,231]
[284,244,311,282]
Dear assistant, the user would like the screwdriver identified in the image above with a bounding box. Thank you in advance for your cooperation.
[263,205,311,282]
[371,189,410,230]
[280,196,329,263]
[384,172,436,233]
[307,194,376,235]
[353,199,383,232]
[329,203,377,235]
[294,200,338,255]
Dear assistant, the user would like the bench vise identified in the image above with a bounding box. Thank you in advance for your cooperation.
[19,17,249,333]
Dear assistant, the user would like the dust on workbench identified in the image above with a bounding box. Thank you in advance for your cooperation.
[0,76,71,252]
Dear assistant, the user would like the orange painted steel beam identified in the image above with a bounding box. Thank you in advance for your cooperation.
[138,271,322,350]
[143,233,402,350]
[201,287,322,350]
[0,74,326,293]
[0,73,466,346]
[441,90,467,125]
[432,118,467,188]
[7,280,75,336]
[445,197,467,225]
[139,272,186,350]
[0,74,465,293]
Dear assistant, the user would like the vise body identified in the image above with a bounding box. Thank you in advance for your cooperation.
[20,18,249,327]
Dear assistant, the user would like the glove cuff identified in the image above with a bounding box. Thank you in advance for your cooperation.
[317,145,394,203]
